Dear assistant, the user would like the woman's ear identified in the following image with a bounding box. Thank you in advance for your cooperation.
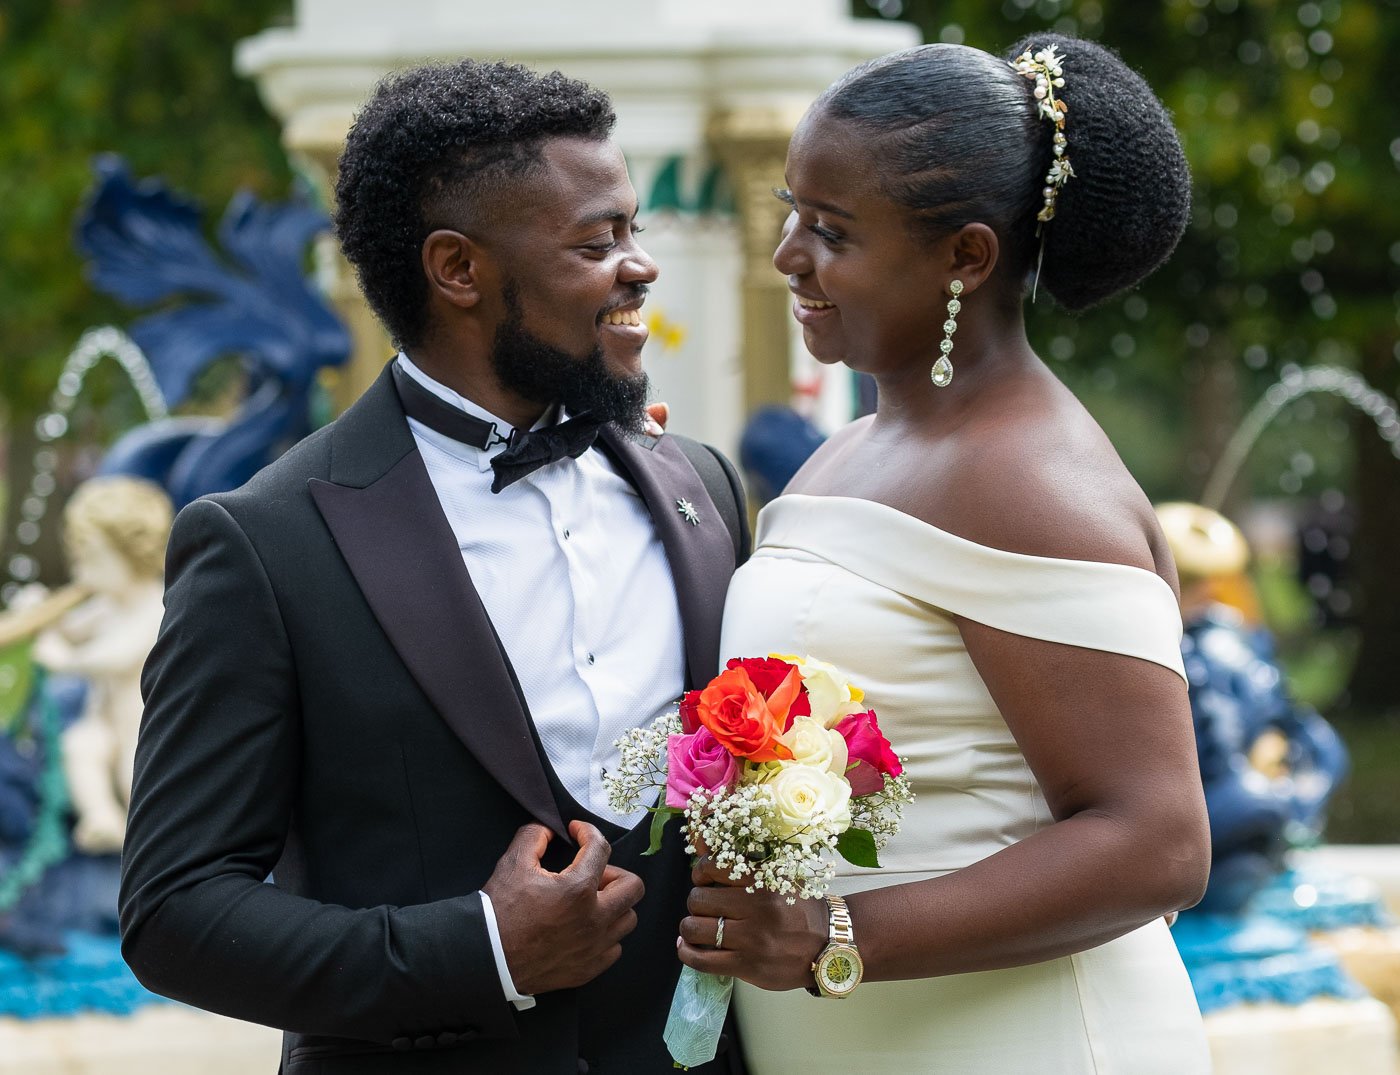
[421,229,484,310]
[946,222,999,296]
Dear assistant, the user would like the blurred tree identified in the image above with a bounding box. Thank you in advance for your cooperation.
[856,0,1400,710]
[0,0,294,585]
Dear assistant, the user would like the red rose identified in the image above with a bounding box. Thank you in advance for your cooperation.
[678,690,702,734]
[724,657,811,723]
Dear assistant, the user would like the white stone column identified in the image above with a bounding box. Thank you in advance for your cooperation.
[237,1,915,452]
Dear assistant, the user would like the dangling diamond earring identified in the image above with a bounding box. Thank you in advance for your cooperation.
[931,279,963,388]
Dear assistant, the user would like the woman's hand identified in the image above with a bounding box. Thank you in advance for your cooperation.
[676,854,829,991]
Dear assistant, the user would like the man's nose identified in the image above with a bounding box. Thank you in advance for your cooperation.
[620,243,660,284]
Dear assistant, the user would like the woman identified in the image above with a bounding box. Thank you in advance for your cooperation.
[676,34,1213,1073]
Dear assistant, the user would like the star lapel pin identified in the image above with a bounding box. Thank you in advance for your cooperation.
[676,498,700,526]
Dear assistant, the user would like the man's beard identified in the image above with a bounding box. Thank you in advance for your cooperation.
[489,282,650,434]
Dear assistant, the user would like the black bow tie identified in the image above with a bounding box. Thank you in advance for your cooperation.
[392,362,602,493]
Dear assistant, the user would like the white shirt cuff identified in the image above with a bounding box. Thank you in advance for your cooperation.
[479,891,537,1010]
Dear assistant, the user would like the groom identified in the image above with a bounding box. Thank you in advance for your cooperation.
[119,59,748,1073]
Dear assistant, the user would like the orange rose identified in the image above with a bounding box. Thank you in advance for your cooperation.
[694,665,797,762]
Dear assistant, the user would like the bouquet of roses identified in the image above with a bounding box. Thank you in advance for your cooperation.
[604,653,912,1067]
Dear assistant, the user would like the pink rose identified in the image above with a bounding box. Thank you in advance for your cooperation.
[666,727,740,808]
[835,710,902,797]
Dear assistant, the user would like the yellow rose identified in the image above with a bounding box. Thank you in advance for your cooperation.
[764,763,853,844]
[779,715,849,776]
[771,653,865,729]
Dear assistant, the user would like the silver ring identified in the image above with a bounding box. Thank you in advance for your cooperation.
[714,916,725,949]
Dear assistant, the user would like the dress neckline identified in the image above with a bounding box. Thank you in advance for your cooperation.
[759,493,1175,591]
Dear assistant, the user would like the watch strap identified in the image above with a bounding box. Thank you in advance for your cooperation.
[826,894,855,945]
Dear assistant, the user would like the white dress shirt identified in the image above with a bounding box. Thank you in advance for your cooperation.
[395,354,687,1008]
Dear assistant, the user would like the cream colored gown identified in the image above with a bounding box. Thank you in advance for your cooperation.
[721,495,1211,1074]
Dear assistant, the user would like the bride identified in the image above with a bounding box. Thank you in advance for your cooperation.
[676,34,1212,1073]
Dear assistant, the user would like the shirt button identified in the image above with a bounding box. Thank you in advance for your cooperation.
[586,653,595,665]
[563,528,571,540]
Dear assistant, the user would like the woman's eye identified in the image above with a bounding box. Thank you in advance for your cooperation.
[809,223,844,246]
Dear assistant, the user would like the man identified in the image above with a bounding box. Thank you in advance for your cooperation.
[119,59,748,1074]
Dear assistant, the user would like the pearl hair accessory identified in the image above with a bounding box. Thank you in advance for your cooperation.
[1010,45,1074,225]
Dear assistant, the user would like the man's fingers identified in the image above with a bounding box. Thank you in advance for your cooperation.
[599,863,636,889]
[597,869,645,916]
[562,821,611,883]
[505,822,553,867]
[606,908,640,945]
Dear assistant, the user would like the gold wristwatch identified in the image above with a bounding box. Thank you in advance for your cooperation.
[807,894,864,998]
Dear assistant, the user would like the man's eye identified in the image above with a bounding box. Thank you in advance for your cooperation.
[809,224,843,246]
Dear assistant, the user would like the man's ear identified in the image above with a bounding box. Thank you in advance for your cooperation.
[422,229,487,310]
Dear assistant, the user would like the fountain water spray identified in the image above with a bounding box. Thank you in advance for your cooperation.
[4,327,166,598]
[1202,365,1400,511]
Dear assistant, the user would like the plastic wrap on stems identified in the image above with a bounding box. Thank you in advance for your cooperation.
[663,966,733,1069]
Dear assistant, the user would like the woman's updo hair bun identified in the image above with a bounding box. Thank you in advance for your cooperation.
[1006,33,1191,311]
[818,35,1190,313]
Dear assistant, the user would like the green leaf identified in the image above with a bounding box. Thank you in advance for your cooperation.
[835,827,881,869]
[644,806,682,856]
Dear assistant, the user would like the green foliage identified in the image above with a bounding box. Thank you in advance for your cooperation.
[835,825,881,868]
[0,0,294,432]
[1324,710,1400,843]
[0,642,35,736]
[646,805,685,855]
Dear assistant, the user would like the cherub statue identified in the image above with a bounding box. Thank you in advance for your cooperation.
[30,477,173,853]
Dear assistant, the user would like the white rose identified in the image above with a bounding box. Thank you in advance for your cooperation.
[773,653,865,728]
[780,715,849,776]
[764,763,852,845]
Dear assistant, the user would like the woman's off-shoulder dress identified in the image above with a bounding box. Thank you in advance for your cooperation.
[720,495,1210,1074]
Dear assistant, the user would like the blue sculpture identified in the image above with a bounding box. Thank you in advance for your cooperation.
[76,155,350,507]
[1185,605,1350,915]
[0,158,349,1017]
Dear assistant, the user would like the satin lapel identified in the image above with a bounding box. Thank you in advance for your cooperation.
[598,428,736,688]
[309,373,565,838]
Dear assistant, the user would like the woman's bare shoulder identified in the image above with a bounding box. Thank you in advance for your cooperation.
[921,400,1174,584]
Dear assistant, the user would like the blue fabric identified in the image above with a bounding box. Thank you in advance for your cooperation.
[1172,912,1365,1014]
[0,930,168,1019]
[1250,867,1392,932]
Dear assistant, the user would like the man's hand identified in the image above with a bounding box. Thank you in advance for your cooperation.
[483,820,644,996]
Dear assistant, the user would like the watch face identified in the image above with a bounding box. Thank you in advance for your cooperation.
[817,946,862,995]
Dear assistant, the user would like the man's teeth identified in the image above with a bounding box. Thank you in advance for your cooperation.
[796,297,835,309]
[602,309,644,326]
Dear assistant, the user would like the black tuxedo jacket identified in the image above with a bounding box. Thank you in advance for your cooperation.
[118,364,747,1074]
